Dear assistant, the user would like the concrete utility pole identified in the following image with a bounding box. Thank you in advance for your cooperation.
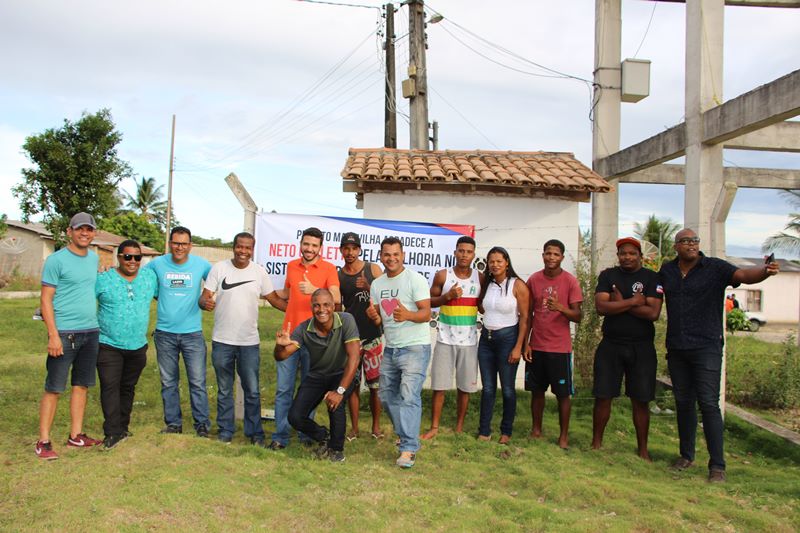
[384,3,397,148]
[164,114,176,253]
[590,0,622,270]
[408,0,429,150]
[431,119,439,150]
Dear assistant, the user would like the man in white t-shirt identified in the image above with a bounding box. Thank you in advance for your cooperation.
[366,237,431,468]
[200,232,275,446]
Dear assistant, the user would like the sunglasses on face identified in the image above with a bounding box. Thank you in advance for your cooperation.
[676,237,701,245]
[119,254,143,261]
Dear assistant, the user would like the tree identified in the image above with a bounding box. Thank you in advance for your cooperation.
[124,177,170,227]
[0,214,7,239]
[634,214,680,267]
[762,190,800,258]
[12,109,133,242]
[99,211,165,252]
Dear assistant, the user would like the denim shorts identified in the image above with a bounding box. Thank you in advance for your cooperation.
[45,330,100,392]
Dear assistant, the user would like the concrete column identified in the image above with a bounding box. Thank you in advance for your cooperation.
[684,0,725,256]
[591,0,622,270]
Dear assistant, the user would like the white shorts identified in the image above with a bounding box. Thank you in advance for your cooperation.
[430,342,479,393]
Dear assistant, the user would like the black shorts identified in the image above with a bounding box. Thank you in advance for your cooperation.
[592,338,657,402]
[524,351,573,397]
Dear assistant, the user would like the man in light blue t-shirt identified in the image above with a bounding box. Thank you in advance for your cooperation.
[35,212,103,460]
[146,226,212,437]
[367,237,431,468]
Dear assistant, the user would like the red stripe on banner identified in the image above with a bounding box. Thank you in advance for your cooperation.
[437,223,475,237]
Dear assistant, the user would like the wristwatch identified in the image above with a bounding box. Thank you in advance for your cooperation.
[336,386,346,395]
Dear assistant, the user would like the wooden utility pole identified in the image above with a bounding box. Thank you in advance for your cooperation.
[408,0,429,150]
[164,114,176,253]
[384,3,397,148]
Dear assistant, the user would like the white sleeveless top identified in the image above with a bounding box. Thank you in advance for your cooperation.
[437,267,481,346]
[482,277,519,330]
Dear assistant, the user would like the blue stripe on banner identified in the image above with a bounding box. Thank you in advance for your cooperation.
[326,216,462,236]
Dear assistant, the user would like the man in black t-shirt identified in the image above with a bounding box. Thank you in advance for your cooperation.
[591,238,663,461]
[274,289,361,462]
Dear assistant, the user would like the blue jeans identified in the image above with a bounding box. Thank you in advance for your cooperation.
[379,344,431,453]
[211,342,264,440]
[154,330,210,430]
[272,346,314,446]
[477,325,520,437]
[667,346,725,471]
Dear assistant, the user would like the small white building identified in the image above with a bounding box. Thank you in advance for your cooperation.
[341,148,611,279]
[728,257,800,325]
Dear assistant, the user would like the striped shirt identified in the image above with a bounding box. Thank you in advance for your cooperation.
[437,268,480,346]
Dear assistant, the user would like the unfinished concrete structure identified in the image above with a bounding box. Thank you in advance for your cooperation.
[591,0,800,268]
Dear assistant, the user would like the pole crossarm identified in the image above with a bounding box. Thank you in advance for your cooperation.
[595,69,800,179]
[621,163,800,189]
[224,172,258,212]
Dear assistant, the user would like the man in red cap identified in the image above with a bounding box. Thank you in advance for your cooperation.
[591,237,663,461]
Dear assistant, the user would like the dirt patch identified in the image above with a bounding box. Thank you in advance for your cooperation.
[738,324,799,345]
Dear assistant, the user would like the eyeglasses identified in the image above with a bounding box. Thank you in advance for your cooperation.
[676,237,701,245]
[118,254,143,261]
[170,241,191,248]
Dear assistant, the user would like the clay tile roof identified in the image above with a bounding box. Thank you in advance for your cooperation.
[341,148,611,196]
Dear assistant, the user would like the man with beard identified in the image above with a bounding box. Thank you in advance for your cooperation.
[591,237,662,460]
[267,227,340,450]
[337,232,384,440]
[659,228,779,483]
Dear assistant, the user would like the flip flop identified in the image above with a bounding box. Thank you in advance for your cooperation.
[371,431,385,439]
[346,433,359,442]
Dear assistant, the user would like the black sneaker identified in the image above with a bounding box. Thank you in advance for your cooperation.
[328,450,345,463]
[708,468,727,483]
[267,440,286,451]
[313,442,330,460]
[195,425,210,438]
[103,434,124,450]
[251,437,267,448]
[160,425,182,434]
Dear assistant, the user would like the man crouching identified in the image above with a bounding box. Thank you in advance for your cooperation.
[274,289,360,462]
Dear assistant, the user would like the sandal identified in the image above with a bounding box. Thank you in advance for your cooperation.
[371,431,385,439]
[346,432,359,442]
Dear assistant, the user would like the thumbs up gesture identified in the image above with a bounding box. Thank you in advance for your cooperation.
[545,288,563,312]
[355,269,370,290]
[446,284,463,301]
[393,301,410,322]
[276,322,293,346]
[298,273,316,295]
[366,303,381,325]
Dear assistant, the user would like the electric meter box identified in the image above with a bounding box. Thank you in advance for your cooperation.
[621,58,650,103]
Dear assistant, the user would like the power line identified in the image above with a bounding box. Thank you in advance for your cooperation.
[429,85,499,149]
[294,0,381,10]
[633,2,658,58]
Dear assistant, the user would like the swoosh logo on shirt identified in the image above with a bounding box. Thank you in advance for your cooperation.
[221,278,254,290]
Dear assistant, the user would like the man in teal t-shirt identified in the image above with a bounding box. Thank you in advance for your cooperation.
[146,226,212,436]
[35,213,103,460]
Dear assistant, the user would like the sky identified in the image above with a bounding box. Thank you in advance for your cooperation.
[0,0,798,258]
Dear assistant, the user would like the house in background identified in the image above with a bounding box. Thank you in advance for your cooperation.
[1,220,160,279]
[341,148,611,278]
[728,257,800,325]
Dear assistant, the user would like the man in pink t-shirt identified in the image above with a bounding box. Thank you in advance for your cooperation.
[524,239,583,449]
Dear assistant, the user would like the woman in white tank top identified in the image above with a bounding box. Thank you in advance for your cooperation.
[476,247,530,444]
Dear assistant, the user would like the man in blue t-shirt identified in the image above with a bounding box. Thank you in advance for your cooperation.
[35,213,103,460]
[146,226,212,437]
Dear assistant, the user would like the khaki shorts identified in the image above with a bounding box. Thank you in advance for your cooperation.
[430,342,479,393]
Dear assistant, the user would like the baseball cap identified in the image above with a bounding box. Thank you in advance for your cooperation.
[615,237,641,252]
[69,212,97,230]
[340,232,361,247]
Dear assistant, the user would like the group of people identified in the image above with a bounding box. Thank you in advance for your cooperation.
[34,213,780,481]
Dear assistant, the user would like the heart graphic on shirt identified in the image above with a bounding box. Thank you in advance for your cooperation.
[381,298,400,316]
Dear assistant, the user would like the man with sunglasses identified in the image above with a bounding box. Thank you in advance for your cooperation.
[146,226,212,437]
[95,240,158,449]
[659,228,779,483]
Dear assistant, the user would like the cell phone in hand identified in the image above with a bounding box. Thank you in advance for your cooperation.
[765,253,775,264]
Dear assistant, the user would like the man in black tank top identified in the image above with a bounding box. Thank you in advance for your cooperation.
[338,232,386,439]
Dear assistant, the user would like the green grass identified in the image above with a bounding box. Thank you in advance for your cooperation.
[1,299,799,532]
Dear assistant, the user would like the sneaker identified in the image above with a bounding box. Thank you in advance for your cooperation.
[267,440,286,451]
[66,433,102,448]
[313,443,330,460]
[708,468,727,483]
[160,425,182,434]
[35,440,58,460]
[329,450,346,463]
[103,434,124,450]
[396,451,416,468]
[195,425,210,438]
[671,457,694,471]
[217,434,232,444]
[251,437,267,448]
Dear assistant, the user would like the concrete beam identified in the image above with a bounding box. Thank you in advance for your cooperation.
[703,69,800,145]
[594,123,685,178]
[651,0,800,6]
[622,163,800,189]
[725,121,800,152]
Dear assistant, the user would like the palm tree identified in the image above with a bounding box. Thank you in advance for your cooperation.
[124,177,169,226]
[762,190,800,257]
[634,214,680,264]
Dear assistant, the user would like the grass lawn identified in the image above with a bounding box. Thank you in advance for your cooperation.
[1,298,798,532]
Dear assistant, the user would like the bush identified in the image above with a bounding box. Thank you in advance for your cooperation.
[726,308,749,333]
[572,234,602,389]
[727,335,800,409]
